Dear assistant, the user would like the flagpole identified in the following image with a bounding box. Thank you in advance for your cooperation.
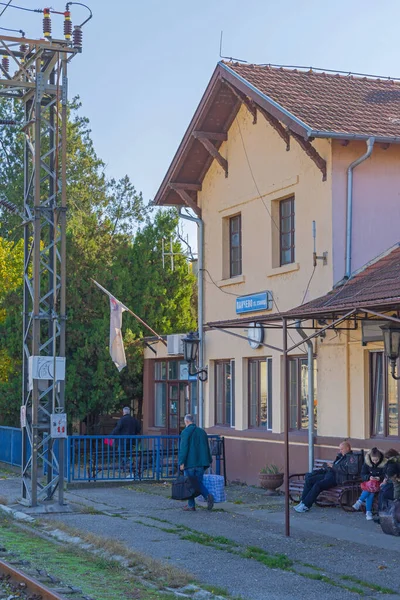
[92,279,167,347]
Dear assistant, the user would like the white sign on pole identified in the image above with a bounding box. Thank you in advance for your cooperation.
[20,406,27,428]
[51,413,67,438]
[28,356,66,391]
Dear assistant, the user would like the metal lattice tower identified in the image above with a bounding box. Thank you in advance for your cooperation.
[0,33,79,506]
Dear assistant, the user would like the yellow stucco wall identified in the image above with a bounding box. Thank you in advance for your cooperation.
[311,328,384,441]
[198,105,333,432]
[144,107,393,448]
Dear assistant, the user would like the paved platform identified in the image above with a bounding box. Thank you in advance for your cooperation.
[1,469,399,600]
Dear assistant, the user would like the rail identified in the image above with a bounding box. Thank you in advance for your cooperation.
[0,558,65,600]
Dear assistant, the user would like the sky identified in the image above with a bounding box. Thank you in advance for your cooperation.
[2,0,400,243]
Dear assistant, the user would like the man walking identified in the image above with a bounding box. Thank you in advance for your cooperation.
[111,406,141,436]
[178,414,214,512]
[111,407,142,478]
[294,441,354,513]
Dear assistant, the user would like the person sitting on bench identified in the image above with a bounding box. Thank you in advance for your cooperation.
[352,447,387,520]
[294,441,354,513]
[378,449,400,512]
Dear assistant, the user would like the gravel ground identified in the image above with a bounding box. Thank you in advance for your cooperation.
[1,469,400,600]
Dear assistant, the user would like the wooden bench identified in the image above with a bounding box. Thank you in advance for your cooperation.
[289,458,362,512]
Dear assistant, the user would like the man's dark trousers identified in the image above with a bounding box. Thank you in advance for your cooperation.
[301,470,336,508]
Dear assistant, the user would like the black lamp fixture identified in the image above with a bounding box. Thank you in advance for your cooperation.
[380,322,400,380]
[182,332,208,382]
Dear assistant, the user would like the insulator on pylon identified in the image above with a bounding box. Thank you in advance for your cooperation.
[64,11,72,40]
[1,56,9,73]
[73,26,82,51]
[20,42,28,64]
[43,8,52,39]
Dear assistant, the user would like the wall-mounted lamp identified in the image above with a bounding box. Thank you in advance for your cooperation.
[182,332,208,382]
[380,323,400,380]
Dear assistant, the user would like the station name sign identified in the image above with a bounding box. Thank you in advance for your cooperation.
[236,291,273,314]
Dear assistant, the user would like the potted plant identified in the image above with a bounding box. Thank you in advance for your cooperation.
[259,464,284,491]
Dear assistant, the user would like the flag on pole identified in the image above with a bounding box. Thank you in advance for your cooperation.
[109,295,127,371]
[92,280,127,372]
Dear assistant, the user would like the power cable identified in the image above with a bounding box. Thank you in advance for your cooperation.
[236,117,280,234]
[236,116,309,351]
[301,265,316,305]
[201,267,242,297]
[66,2,92,27]
[0,2,41,13]
[0,0,12,18]
[0,26,24,34]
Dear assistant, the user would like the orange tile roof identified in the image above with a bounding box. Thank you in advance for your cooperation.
[284,244,400,318]
[225,62,400,138]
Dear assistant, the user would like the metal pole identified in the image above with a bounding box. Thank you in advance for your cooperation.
[283,318,290,537]
[345,138,374,279]
[1,32,80,507]
[21,97,31,505]
[178,210,204,427]
[198,217,204,428]
[295,322,314,471]
[47,67,56,498]
[31,56,43,508]
[58,53,68,505]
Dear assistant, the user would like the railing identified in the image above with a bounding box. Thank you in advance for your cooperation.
[0,426,22,467]
[0,429,226,484]
[67,434,225,483]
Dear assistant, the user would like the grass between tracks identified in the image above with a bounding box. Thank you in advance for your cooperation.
[0,514,190,600]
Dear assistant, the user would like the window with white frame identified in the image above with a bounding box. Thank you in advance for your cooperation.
[288,356,317,431]
[229,214,242,277]
[279,197,295,266]
[215,360,235,426]
[370,351,399,438]
[248,358,272,429]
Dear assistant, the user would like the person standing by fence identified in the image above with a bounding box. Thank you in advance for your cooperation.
[178,414,214,512]
[111,407,141,436]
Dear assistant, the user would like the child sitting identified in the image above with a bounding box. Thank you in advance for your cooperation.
[353,447,387,520]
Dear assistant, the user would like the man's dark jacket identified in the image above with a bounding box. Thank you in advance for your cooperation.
[111,415,141,436]
[178,424,212,469]
[331,451,360,484]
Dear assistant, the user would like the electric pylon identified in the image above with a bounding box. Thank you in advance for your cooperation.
[0,11,85,506]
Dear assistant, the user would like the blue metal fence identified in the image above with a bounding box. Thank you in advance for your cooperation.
[67,434,223,483]
[0,426,22,467]
[0,429,224,484]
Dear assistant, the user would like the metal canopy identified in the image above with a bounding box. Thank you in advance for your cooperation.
[206,296,400,537]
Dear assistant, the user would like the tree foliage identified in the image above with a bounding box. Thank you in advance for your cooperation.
[0,97,196,429]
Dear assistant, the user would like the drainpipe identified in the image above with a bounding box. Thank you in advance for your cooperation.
[345,137,375,279]
[295,322,314,471]
[178,209,204,428]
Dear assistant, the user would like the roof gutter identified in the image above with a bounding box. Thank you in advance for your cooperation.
[219,62,313,136]
[345,137,375,280]
[308,130,400,144]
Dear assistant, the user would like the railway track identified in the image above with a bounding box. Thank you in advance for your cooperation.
[0,557,67,599]
[0,555,99,600]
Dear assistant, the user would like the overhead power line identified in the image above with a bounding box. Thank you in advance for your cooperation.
[0,2,42,13]
[0,0,12,18]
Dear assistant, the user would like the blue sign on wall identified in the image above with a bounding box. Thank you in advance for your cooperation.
[236,291,273,314]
